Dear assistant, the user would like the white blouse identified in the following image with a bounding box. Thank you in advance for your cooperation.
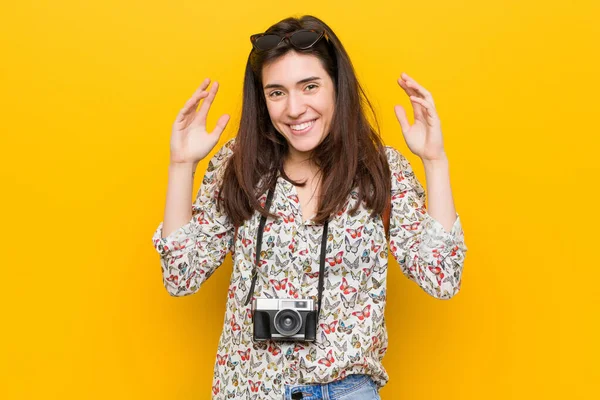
[152,138,468,399]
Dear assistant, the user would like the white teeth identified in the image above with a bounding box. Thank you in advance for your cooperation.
[290,119,316,131]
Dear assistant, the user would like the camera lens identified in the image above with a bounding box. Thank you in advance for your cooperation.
[274,309,302,337]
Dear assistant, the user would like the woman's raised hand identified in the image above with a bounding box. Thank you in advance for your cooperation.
[394,72,446,162]
[170,78,230,165]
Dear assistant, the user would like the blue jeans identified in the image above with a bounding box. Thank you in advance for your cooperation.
[284,374,380,400]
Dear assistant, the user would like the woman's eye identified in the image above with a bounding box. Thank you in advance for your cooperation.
[269,91,283,98]
[305,84,318,91]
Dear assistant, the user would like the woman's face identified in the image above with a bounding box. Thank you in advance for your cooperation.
[261,51,336,161]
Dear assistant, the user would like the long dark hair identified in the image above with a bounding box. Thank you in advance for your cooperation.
[219,15,390,226]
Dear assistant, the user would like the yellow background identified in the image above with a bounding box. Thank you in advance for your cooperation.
[2,0,598,398]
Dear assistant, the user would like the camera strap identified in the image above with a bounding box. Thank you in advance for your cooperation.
[244,187,329,317]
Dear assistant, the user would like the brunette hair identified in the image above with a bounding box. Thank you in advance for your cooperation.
[219,15,390,226]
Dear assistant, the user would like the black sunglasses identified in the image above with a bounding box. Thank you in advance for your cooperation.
[250,29,329,51]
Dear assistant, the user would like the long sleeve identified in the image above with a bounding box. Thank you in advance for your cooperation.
[386,146,468,300]
[151,139,235,297]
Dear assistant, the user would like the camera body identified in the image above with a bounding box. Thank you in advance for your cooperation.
[251,298,318,342]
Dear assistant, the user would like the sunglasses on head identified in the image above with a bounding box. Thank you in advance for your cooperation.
[250,29,329,51]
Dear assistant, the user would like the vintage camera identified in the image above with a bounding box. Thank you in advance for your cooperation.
[251,298,318,341]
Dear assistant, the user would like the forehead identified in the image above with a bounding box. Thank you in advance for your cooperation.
[261,51,326,85]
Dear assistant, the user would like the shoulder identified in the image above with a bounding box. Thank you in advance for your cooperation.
[207,137,236,170]
[215,137,236,159]
[201,138,237,190]
[383,145,410,171]
[384,145,424,193]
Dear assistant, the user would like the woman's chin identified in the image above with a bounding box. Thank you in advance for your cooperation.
[289,141,319,155]
[288,134,324,153]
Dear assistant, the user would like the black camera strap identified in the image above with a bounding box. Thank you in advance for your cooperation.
[244,187,276,307]
[244,187,329,317]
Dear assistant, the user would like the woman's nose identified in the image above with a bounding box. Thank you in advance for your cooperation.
[286,93,308,118]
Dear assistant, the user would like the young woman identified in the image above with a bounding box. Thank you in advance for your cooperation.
[152,15,467,400]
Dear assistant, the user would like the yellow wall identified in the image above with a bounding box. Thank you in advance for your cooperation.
[2,0,598,398]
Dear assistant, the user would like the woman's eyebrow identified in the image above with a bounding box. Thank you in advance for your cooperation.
[264,76,322,90]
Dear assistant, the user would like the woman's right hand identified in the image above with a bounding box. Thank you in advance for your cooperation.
[170,78,230,166]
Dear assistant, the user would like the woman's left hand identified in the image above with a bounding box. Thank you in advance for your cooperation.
[394,72,446,161]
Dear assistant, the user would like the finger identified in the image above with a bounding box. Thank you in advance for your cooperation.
[197,81,220,127]
[197,77,211,92]
[210,114,231,138]
[403,73,435,106]
[183,90,209,113]
[394,105,411,134]
[409,96,438,124]
[398,78,418,95]
[406,80,433,105]
[183,78,212,112]
[397,78,420,99]
[175,78,212,122]
[189,78,211,99]
[398,78,424,120]
[176,91,209,122]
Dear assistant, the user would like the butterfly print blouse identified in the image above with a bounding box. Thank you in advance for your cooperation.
[152,138,468,399]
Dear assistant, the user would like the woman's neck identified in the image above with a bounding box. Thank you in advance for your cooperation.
[283,151,320,182]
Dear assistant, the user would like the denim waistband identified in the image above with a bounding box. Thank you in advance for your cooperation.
[285,374,374,400]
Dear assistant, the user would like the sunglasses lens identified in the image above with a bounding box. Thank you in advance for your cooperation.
[254,34,281,50]
[290,30,321,49]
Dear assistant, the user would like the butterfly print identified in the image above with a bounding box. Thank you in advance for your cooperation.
[342,256,359,270]
[284,347,295,361]
[361,249,371,263]
[267,342,281,356]
[346,226,364,239]
[299,357,317,373]
[352,305,371,321]
[340,277,358,295]
[287,282,299,298]
[266,353,283,371]
[345,236,362,254]
[248,380,261,393]
[305,271,320,279]
[319,321,338,334]
[324,297,341,310]
[226,357,239,370]
[326,251,344,267]
[369,290,386,304]
[349,353,361,363]
[332,238,343,250]
[316,331,332,351]
[265,236,275,248]
[276,235,290,248]
[371,276,383,289]
[269,278,287,291]
[261,385,273,396]
[230,315,240,332]
[351,334,362,349]
[318,349,335,367]
[337,320,355,334]
[334,340,348,352]
[340,292,358,308]
[216,353,228,365]
[238,348,251,361]
[152,140,468,398]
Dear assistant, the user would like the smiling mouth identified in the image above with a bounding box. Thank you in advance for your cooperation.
[288,119,317,132]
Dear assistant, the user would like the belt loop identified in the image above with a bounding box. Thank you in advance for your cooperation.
[321,382,329,400]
